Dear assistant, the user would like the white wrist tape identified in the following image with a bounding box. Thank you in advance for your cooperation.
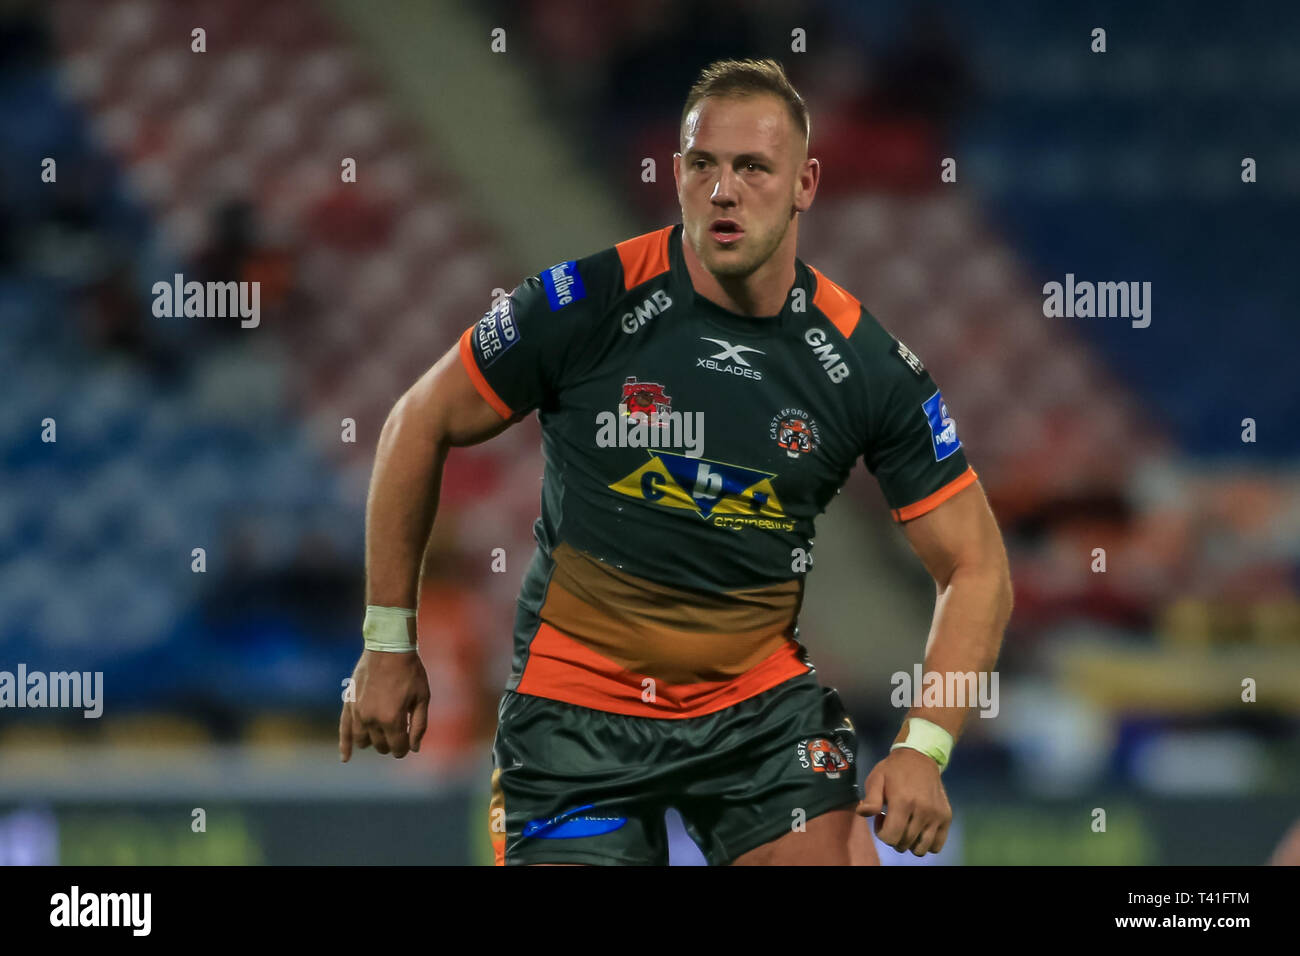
[890,717,954,772]
[362,605,417,652]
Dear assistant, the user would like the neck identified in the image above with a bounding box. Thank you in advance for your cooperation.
[681,217,799,317]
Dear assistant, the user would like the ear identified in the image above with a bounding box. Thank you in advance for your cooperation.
[794,157,820,213]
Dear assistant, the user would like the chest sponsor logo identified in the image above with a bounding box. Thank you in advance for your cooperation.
[620,376,671,418]
[803,328,850,383]
[769,408,821,459]
[609,450,794,531]
[596,377,703,455]
[541,260,586,311]
[473,294,518,367]
[697,337,764,380]
[620,289,673,333]
[922,390,961,461]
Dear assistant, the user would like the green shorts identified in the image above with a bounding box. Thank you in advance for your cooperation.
[489,672,861,866]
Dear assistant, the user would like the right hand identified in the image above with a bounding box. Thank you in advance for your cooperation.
[339,649,431,761]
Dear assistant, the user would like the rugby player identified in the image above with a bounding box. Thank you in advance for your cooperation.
[341,58,1013,866]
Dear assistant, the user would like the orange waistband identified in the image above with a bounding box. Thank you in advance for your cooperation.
[514,621,811,719]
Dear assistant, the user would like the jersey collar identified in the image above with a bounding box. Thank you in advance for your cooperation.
[668,222,813,337]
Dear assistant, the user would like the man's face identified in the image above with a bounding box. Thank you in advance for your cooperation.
[675,94,811,280]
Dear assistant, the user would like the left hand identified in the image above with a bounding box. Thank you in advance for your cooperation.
[855,747,952,856]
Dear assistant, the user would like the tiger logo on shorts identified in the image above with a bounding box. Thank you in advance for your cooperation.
[797,737,851,779]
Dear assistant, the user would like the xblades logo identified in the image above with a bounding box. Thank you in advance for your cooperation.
[697,337,764,381]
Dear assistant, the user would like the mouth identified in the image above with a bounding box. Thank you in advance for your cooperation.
[708,219,744,246]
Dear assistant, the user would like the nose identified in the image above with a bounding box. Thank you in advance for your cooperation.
[710,166,738,206]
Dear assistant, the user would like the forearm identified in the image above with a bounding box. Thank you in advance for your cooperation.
[897,562,1012,746]
[364,395,449,611]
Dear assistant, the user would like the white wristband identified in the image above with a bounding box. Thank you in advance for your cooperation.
[362,605,417,652]
[890,717,954,772]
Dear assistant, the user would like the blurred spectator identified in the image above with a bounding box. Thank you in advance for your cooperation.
[0,0,52,75]
[80,256,153,360]
[200,522,362,646]
[873,3,973,125]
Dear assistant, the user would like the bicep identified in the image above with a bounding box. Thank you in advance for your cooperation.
[399,339,518,449]
[898,481,1008,590]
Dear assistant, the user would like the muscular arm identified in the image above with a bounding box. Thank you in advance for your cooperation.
[858,480,1011,852]
[341,340,516,762]
[896,480,1013,744]
[364,342,514,611]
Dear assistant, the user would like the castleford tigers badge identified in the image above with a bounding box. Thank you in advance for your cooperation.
[796,737,853,779]
[769,408,821,459]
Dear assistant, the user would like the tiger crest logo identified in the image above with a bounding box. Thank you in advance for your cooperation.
[796,737,852,778]
[769,408,821,459]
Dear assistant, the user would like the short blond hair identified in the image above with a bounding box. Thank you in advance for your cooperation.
[681,58,810,149]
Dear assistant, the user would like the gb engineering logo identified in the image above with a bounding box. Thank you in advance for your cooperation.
[609,451,795,531]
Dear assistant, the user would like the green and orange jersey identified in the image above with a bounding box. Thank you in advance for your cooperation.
[459,223,977,719]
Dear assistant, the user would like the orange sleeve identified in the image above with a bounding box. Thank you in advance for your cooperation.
[890,465,978,522]
[458,323,513,420]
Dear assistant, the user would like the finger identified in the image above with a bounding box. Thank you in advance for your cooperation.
[370,722,392,755]
[875,803,911,848]
[900,804,935,849]
[858,769,885,816]
[932,820,951,855]
[352,709,372,751]
[386,715,411,759]
[409,693,430,754]
[910,821,940,857]
[339,703,353,762]
[891,810,921,851]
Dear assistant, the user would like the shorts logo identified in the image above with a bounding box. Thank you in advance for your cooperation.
[609,450,794,530]
[541,260,586,311]
[895,339,925,376]
[522,804,628,839]
[922,390,961,461]
[797,737,852,779]
[769,408,820,459]
[474,294,518,367]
